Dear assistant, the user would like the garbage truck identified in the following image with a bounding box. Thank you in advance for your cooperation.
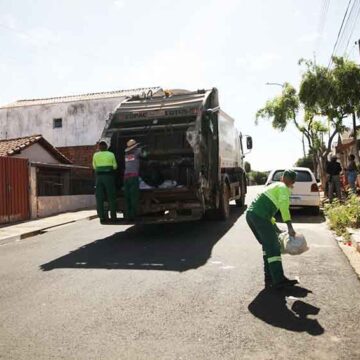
[101,88,252,223]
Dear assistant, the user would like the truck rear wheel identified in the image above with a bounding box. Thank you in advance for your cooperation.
[235,193,245,208]
[218,184,230,220]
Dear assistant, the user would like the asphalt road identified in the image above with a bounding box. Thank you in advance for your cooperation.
[1,186,360,360]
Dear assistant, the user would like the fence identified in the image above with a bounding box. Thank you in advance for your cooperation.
[0,157,30,224]
[37,168,94,197]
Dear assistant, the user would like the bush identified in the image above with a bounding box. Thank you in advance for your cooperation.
[295,154,314,171]
[324,195,360,241]
[249,171,268,185]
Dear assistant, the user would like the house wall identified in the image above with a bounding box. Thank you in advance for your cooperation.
[36,195,96,218]
[0,97,125,147]
[57,145,96,167]
[13,143,61,164]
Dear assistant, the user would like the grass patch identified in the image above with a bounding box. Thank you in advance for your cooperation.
[324,195,360,243]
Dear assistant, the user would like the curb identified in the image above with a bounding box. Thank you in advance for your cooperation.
[0,215,98,246]
[337,240,360,280]
[324,218,360,279]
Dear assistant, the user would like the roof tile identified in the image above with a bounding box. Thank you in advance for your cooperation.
[0,135,72,164]
[1,87,161,109]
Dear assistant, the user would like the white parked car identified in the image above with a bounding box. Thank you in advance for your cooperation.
[265,167,321,214]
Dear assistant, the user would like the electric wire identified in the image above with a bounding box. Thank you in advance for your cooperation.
[328,0,353,68]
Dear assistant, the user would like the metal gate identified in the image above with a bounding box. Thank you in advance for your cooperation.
[0,157,30,224]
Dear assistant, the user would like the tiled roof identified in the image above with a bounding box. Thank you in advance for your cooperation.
[0,135,72,164]
[1,87,162,109]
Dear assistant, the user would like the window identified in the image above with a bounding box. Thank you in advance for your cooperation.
[272,170,312,182]
[53,118,62,128]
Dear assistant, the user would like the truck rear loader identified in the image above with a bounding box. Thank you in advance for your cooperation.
[101,88,252,223]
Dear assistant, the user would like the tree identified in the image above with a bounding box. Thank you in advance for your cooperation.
[256,56,360,188]
[256,83,325,180]
[249,171,268,185]
[298,57,360,185]
[295,154,314,171]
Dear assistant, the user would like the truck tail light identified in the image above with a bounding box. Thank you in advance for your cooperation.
[311,183,319,192]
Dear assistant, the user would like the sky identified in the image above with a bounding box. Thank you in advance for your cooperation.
[1,0,359,170]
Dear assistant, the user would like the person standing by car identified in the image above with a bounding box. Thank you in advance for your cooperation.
[92,141,118,223]
[326,156,342,202]
[346,154,357,194]
[246,170,299,290]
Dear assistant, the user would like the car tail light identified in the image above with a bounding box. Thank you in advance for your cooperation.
[311,183,319,192]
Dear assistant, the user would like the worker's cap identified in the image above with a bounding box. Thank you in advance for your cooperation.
[283,169,297,182]
[99,140,108,146]
[126,139,139,152]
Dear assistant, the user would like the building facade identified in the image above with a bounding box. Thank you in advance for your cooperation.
[0,87,160,166]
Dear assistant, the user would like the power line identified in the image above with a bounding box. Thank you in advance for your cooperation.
[336,0,360,55]
[344,0,360,55]
[335,0,357,53]
[328,0,353,68]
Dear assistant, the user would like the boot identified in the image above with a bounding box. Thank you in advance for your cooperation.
[274,276,299,290]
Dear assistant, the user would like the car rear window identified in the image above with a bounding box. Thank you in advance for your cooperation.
[272,170,312,182]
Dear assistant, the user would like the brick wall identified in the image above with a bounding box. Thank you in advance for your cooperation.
[57,145,96,167]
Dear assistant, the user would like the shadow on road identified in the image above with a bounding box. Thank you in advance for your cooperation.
[40,205,245,272]
[275,209,326,224]
[248,286,325,336]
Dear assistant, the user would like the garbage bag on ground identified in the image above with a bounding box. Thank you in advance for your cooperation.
[278,232,309,255]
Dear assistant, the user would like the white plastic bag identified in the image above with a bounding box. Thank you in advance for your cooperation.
[279,232,309,255]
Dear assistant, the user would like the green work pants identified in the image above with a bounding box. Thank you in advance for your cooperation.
[124,176,139,220]
[95,173,117,221]
[246,211,285,285]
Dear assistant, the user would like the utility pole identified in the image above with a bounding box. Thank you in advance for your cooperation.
[302,133,306,157]
[353,39,360,163]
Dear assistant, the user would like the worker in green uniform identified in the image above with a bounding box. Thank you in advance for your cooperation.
[92,141,118,223]
[246,170,299,290]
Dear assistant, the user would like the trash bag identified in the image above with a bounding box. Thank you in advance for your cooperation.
[279,232,309,255]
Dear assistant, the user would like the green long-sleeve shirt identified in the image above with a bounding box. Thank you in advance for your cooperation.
[248,182,292,222]
[92,150,118,173]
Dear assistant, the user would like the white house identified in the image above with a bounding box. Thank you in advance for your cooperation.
[0,87,161,166]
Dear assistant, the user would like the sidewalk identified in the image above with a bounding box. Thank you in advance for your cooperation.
[0,210,98,245]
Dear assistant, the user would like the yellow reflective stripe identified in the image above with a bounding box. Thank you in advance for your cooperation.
[267,256,282,264]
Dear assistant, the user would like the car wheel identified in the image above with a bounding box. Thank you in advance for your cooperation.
[309,206,320,216]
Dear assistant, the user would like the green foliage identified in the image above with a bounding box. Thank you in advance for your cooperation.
[324,195,360,241]
[249,171,268,185]
[256,83,299,131]
[244,161,251,173]
[256,56,360,188]
[295,154,314,171]
[299,56,360,125]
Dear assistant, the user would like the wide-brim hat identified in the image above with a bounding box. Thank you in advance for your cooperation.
[125,139,139,152]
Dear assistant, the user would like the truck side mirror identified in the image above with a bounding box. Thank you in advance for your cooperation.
[246,136,253,150]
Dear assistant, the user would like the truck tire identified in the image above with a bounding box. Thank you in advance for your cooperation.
[218,183,230,220]
[235,193,245,208]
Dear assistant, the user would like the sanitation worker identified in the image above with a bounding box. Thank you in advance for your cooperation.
[124,139,146,221]
[92,140,118,223]
[246,170,299,290]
